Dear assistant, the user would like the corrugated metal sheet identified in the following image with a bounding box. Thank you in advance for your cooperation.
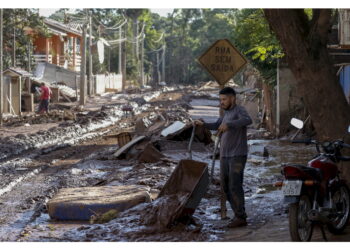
[32,62,78,89]
[340,65,350,103]
[3,67,32,77]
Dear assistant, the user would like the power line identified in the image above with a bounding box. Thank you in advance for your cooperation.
[108,25,145,46]
[154,32,164,43]
[124,23,145,44]
[146,45,164,54]
[108,38,127,46]
[146,32,165,51]
[92,15,127,31]
[105,18,127,30]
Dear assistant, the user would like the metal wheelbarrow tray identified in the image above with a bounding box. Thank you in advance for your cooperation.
[158,159,209,224]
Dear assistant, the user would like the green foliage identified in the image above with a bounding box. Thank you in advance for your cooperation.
[232,9,283,86]
[3,9,47,70]
[162,9,239,84]
[304,9,313,20]
[160,8,282,86]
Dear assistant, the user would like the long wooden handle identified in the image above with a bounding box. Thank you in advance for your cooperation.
[188,124,196,160]
[210,135,220,181]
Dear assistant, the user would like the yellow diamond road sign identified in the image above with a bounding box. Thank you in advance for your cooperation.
[198,39,247,85]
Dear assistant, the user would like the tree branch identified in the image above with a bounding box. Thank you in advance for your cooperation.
[310,9,321,28]
[264,9,310,39]
[314,9,332,44]
[294,9,311,35]
[306,9,332,59]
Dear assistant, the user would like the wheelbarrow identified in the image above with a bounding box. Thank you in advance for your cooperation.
[158,159,209,225]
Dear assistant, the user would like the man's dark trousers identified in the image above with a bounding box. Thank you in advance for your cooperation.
[220,156,247,219]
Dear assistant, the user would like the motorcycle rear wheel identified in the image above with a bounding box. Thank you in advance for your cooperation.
[327,184,350,234]
[289,195,313,241]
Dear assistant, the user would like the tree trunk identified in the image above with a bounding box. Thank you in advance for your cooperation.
[262,82,275,133]
[264,9,350,182]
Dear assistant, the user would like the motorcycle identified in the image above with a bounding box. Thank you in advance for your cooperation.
[276,118,350,241]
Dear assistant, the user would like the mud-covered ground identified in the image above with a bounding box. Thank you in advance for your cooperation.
[0,84,349,242]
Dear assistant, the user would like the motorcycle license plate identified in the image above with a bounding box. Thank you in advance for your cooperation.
[282,180,302,196]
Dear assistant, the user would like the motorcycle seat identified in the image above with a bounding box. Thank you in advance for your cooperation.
[282,164,322,181]
[302,166,322,180]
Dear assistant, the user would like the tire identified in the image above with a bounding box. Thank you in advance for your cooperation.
[327,184,350,234]
[289,195,313,241]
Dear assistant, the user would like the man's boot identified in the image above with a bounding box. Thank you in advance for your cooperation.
[227,217,247,228]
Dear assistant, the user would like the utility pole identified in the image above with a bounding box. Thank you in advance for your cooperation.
[135,20,139,57]
[27,41,32,93]
[118,27,122,74]
[13,26,16,67]
[156,51,160,86]
[0,9,3,126]
[140,33,144,86]
[88,10,93,96]
[132,18,137,58]
[28,43,31,72]
[161,44,166,83]
[137,28,143,86]
[121,21,127,91]
[80,23,87,106]
[108,48,111,72]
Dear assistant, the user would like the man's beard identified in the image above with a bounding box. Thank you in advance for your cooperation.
[221,102,232,110]
[221,105,230,110]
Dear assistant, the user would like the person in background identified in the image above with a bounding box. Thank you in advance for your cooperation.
[38,83,52,114]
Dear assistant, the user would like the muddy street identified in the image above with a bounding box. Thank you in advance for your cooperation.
[0,86,349,242]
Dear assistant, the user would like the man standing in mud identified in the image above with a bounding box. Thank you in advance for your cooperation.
[195,87,252,228]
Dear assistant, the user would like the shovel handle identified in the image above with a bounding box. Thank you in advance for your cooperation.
[210,133,221,181]
[213,132,226,219]
[188,124,196,160]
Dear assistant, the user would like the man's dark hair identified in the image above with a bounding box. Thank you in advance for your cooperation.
[219,87,236,96]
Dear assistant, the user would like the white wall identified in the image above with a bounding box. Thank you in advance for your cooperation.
[95,74,122,94]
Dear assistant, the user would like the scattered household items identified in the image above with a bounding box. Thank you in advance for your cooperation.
[137,143,165,163]
[161,121,186,137]
[113,136,146,159]
[122,104,134,117]
[115,132,132,148]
